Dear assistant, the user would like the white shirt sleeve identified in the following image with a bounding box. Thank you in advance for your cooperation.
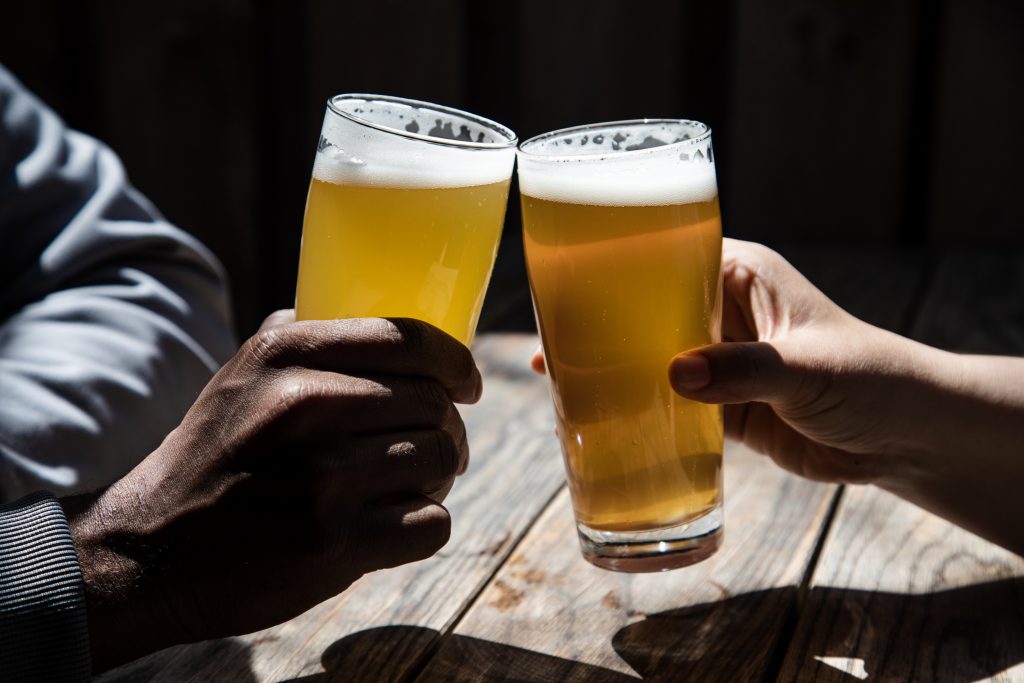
[0,65,236,500]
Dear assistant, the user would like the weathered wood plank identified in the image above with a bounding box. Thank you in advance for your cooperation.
[728,0,920,242]
[304,0,467,119]
[477,0,734,336]
[778,248,1024,681]
[415,444,837,682]
[775,243,926,331]
[97,334,566,682]
[0,1,86,124]
[777,486,1024,682]
[929,1,1024,245]
[411,248,922,681]
[84,0,264,335]
[910,248,1024,355]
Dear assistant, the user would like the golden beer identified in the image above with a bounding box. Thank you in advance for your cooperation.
[518,119,723,570]
[522,196,723,531]
[295,95,517,345]
[296,178,510,344]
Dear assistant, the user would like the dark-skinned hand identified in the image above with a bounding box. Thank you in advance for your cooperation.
[64,312,481,672]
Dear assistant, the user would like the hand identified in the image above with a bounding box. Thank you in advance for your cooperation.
[664,239,944,485]
[530,238,932,485]
[64,312,481,672]
[533,239,1024,554]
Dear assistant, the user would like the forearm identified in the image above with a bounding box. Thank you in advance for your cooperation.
[878,339,1024,554]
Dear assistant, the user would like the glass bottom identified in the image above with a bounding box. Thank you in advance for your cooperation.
[577,505,722,573]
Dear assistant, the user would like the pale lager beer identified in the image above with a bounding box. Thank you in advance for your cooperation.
[518,120,724,570]
[296,95,516,345]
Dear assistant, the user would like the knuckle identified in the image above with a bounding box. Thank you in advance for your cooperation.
[246,326,292,367]
[272,375,318,413]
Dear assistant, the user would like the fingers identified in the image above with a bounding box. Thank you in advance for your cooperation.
[262,369,466,442]
[316,429,466,503]
[669,341,823,406]
[356,497,452,570]
[246,317,482,404]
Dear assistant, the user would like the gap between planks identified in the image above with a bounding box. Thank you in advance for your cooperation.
[398,482,569,683]
[759,248,937,683]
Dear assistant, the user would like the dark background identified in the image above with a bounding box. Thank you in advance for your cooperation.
[2,0,1022,338]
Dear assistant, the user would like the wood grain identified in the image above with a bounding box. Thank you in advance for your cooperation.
[85,0,264,334]
[96,334,567,682]
[777,486,1024,682]
[778,247,1024,681]
[929,1,1024,245]
[910,248,1024,355]
[413,248,928,681]
[775,243,927,331]
[416,444,837,682]
[728,0,920,242]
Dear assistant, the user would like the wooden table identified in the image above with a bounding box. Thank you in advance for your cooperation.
[100,246,1024,682]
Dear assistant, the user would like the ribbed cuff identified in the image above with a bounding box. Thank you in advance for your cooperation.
[0,491,91,682]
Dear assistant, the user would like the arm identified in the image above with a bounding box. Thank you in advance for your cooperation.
[0,65,235,499]
[664,239,1024,555]
[0,313,478,675]
[877,348,1024,554]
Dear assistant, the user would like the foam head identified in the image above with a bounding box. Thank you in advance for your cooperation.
[517,120,718,206]
[313,94,516,189]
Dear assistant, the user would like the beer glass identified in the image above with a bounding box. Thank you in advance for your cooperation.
[295,94,517,345]
[518,120,724,572]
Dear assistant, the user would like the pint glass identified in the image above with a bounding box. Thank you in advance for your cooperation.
[295,95,517,344]
[518,120,724,571]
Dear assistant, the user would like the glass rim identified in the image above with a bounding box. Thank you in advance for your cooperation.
[326,93,518,151]
[518,118,711,161]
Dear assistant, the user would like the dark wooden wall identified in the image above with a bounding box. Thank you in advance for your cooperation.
[3,0,1022,337]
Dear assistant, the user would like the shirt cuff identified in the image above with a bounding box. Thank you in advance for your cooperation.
[0,491,91,681]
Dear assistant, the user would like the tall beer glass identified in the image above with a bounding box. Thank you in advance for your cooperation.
[296,94,517,344]
[518,120,723,572]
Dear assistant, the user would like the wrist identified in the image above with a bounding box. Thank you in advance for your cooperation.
[63,490,169,672]
[868,329,990,493]
[851,326,961,490]
[866,342,1024,554]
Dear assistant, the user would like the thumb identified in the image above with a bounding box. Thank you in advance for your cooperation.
[669,341,811,405]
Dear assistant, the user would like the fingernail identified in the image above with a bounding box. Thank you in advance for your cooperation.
[670,353,711,391]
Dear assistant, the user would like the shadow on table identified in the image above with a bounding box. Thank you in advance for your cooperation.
[96,637,258,682]
[285,578,1024,682]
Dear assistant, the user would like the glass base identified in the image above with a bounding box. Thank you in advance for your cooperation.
[577,506,722,573]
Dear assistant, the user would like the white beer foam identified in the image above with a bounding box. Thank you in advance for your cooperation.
[518,163,718,206]
[313,97,515,189]
[517,121,718,206]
